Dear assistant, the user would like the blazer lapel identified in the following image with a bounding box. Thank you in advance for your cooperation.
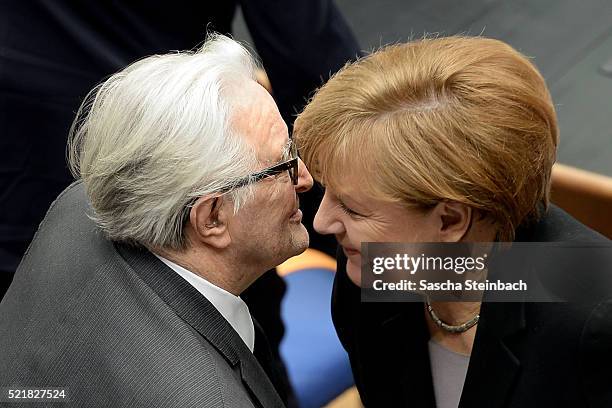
[375,303,437,407]
[240,321,288,408]
[116,244,285,408]
[459,301,526,408]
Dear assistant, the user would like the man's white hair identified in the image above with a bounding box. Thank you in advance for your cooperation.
[68,34,261,250]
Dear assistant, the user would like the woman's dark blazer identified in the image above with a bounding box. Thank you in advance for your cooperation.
[332,205,612,408]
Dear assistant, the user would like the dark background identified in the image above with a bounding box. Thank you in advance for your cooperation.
[235,0,612,176]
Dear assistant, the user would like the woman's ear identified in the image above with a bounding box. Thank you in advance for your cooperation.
[187,196,232,249]
[432,201,472,242]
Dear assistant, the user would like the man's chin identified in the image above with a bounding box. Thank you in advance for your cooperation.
[291,226,310,255]
[269,225,309,270]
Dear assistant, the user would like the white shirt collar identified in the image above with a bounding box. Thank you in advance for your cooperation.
[153,254,255,352]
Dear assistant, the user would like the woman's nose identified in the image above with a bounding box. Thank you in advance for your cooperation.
[313,191,344,235]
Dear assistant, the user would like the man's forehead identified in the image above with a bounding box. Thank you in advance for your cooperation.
[229,82,289,164]
[258,136,291,166]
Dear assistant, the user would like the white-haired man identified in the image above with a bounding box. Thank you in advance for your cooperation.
[0,35,312,408]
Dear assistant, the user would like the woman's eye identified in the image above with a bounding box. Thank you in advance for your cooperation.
[339,201,362,218]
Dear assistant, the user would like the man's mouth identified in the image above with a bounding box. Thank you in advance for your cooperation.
[289,198,302,222]
[289,208,303,222]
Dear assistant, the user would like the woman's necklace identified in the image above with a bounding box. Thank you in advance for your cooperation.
[425,300,480,334]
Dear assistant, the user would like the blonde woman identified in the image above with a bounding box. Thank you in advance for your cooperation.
[295,36,611,408]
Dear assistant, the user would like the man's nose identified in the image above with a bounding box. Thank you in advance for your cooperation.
[313,191,344,235]
[295,158,313,193]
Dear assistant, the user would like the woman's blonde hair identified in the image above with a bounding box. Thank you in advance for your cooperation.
[294,36,558,241]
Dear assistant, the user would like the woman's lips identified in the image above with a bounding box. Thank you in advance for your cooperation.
[342,246,360,256]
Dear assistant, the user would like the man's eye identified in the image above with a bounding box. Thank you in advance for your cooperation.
[274,171,289,180]
[264,171,288,181]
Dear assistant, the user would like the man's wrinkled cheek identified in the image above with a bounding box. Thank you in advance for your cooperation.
[266,183,286,202]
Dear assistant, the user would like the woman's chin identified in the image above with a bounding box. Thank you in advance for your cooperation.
[345,257,362,287]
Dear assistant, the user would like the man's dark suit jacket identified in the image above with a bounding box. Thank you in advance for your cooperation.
[332,206,612,407]
[0,181,287,408]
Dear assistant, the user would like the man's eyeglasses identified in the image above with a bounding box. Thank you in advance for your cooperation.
[218,140,299,193]
[182,141,299,224]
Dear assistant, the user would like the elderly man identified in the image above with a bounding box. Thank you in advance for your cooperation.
[0,35,312,407]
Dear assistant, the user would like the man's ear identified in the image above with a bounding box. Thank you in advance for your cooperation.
[188,196,231,249]
[432,201,472,242]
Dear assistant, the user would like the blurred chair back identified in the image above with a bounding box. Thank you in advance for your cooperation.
[551,163,612,239]
[277,249,356,408]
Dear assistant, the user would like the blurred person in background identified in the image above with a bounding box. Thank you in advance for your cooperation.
[295,36,612,407]
[0,35,313,407]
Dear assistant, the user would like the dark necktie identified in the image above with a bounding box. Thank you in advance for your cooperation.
[252,318,297,408]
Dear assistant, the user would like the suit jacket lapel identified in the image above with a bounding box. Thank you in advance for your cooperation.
[334,249,436,407]
[376,302,525,408]
[116,243,285,408]
[375,304,437,407]
[459,248,529,408]
[460,301,526,408]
